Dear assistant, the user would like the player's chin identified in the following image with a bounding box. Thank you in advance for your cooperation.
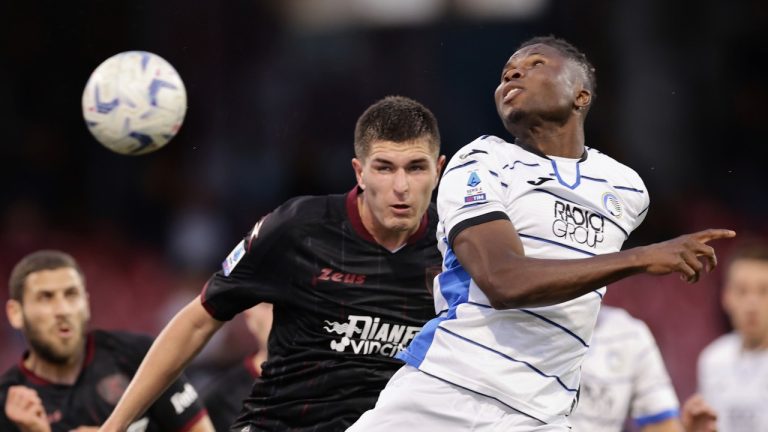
[385,217,418,233]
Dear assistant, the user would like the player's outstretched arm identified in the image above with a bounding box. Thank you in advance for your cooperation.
[453,219,735,309]
[99,296,223,432]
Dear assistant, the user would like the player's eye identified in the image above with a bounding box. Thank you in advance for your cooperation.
[532,59,544,67]
[376,166,393,173]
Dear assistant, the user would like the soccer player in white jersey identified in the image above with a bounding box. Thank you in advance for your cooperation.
[690,241,768,432]
[348,35,734,432]
[574,307,718,432]
[570,306,682,431]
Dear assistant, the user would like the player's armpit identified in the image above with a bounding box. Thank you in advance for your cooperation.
[640,418,685,432]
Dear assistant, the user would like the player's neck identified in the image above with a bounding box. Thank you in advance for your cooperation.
[357,196,414,252]
[509,118,585,159]
[741,333,768,352]
[24,344,86,385]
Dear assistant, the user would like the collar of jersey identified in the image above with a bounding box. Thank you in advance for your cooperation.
[18,332,96,386]
[345,186,429,248]
[512,138,589,162]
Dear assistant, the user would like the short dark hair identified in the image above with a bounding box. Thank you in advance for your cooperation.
[519,36,597,99]
[8,250,84,302]
[726,239,768,271]
[354,96,440,160]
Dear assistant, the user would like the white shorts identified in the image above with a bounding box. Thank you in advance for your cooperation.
[347,365,571,431]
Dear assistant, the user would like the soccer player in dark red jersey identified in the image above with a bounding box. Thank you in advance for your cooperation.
[100,96,446,432]
[0,250,214,432]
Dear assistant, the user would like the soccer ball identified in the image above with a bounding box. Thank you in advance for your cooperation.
[82,51,187,155]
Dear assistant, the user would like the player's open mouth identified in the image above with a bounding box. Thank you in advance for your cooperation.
[391,204,411,215]
[57,325,73,337]
[503,87,523,103]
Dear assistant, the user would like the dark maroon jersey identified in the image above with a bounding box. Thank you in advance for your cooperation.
[201,188,441,431]
[0,330,207,432]
[202,355,260,432]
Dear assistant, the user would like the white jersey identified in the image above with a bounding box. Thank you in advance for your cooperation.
[698,333,768,432]
[397,135,649,423]
[569,306,679,431]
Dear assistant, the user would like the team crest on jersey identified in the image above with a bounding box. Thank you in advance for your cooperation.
[602,192,623,218]
[323,315,422,358]
[97,373,130,405]
[222,240,246,276]
[467,171,482,187]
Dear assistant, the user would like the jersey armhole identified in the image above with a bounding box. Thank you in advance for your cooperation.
[448,211,510,248]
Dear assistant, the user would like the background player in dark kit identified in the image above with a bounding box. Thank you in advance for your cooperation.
[100,95,446,432]
[202,303,271,432]
[1,250,213,432]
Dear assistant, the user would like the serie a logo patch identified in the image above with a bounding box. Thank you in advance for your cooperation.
[222,240,246,276]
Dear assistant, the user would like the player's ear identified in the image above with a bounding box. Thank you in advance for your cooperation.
[6,299,24,330]
[434,155,447,187]
[437,155,446,175]
[84,290,92,322]
[351,158,365,190]
[575,88,591,111]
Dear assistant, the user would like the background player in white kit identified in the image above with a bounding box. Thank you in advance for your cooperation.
[348,36,734,431]
[691,241,768,432]
[571,306,686,432]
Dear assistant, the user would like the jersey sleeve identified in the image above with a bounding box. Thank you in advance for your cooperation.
[201,196,315,321]
[622,172,650,234]
[629,321,680,427]
[437,137,510,247]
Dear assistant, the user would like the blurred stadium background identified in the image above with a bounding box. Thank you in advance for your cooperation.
[2,0,766,411]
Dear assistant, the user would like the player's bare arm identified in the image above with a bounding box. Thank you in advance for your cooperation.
[4,386,51,432]
[99,296,222,432]
[454,219,735,309]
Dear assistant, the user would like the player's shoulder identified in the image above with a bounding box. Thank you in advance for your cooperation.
[93,329,154,357]
[0,364,24,392]
[597,306,651,337]
[699,332,741,365]
[448,135,517,164]
[268,193,342,227]
[585,147,646,189]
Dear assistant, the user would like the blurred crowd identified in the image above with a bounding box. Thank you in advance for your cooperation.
[2,0,767,417]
